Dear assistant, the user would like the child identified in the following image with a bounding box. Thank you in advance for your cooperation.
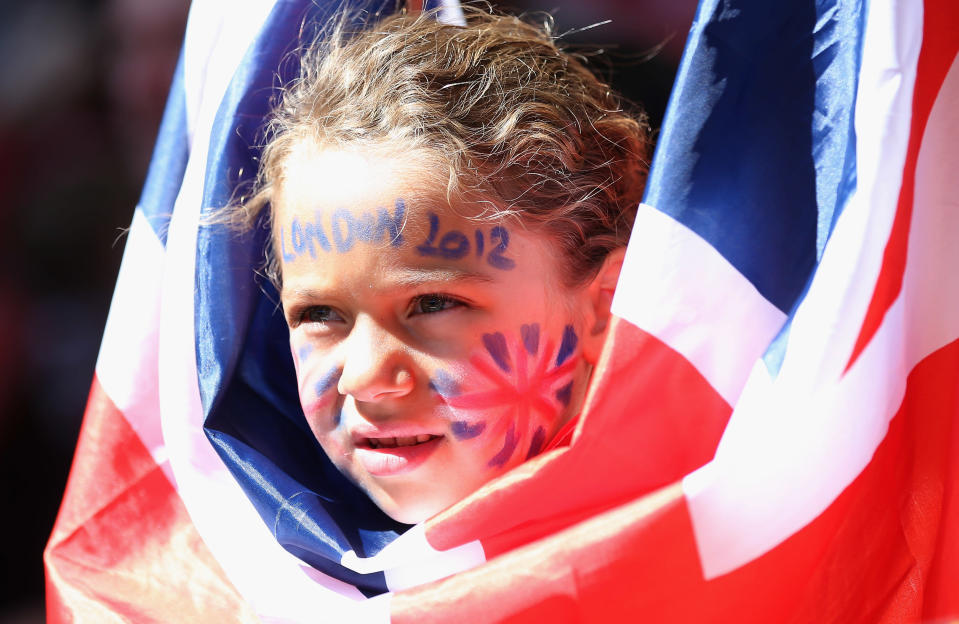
[224,6,650,524]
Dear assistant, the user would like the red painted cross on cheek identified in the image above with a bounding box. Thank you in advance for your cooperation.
[444,323,579,467]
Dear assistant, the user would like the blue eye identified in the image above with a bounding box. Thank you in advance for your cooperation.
[303,306,343,323]
[411,294,462,315]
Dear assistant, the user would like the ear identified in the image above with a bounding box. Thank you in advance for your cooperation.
[580,247,626,364]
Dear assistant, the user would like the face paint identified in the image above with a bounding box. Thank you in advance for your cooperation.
[434,323,580,467]
[280,206,517,273]
[415,212,516,270]
[278,144,594,524]
[293,339,344,418]
[280,200,406,262]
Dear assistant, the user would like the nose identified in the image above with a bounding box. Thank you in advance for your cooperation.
[337,316,416,403]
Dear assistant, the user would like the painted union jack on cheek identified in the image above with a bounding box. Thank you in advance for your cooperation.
[434,322,580,468]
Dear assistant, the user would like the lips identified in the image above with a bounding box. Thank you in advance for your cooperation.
[366,434,440,449]
[354,435,443,476]
[349,424,446,477]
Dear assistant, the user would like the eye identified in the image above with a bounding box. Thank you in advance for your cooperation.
[410,294,463,316]
[301,306,344,324]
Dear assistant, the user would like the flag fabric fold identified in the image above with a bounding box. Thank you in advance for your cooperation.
[46,0,959,621]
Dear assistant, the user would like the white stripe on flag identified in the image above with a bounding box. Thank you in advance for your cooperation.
[683,0,951,580]
[180,0,276,143]
[96,209,171,483]
[613,203,788,407]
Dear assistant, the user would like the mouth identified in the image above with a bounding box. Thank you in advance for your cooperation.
[354,434,444,476]
[362,434,442,449]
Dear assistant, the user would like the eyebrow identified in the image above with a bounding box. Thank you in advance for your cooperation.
[282,267,495,302]
[388,267,496,288]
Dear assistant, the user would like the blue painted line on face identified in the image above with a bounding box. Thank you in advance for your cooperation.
[488,423,518,467]
[429,369,461,398]
[555,325,578,366]
[331,209,355,252]
[415,211,515,269]
[291,218,310,257]
[297,344,314,361]
[314,365,341,397]
[416,212,441,257]
[438,230,469,259]
[291,218,330,259]
[312,365,343,427]
[487,226,517,270]
[281,200,404,263]
[302,222,321,257]
[482,332,512,373]
[451,420,486,440]
[376,199,405,246]
[520,323,540,355]
[310,211,332,252]
[354,211,376,242]
[555,380,574,406]
[525,426,546,460]
[279,226,296,262]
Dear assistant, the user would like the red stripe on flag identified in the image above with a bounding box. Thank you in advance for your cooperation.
[394,483,704,624]
[917,344,959,621]
[425,317,731,556]
[44,376,257,623]
[704,337,959,622]
[398,338,959,623]
[847,0,959,372]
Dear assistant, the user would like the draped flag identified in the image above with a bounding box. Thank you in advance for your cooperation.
[46,0,959,621]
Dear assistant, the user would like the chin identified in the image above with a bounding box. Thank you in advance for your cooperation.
[376,495,446,524]
[367,485,456,524]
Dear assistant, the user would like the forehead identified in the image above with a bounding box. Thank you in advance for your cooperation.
[272,143,574,302]
[274,144,430,265]
[278,142,433,210]
[276,144,517,286]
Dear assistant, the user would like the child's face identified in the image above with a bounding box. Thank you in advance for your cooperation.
[275,144,594,523]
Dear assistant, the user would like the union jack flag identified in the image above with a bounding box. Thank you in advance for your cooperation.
[45,0,959,621]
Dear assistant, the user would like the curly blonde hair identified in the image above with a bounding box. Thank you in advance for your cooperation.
[230,6,651,287]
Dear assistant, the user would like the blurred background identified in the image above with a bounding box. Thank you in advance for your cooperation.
[0,0,694,621]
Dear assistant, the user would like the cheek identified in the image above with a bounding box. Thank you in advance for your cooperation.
[291,339,343,427]
[432,322,581,467]
[291,341,313,377]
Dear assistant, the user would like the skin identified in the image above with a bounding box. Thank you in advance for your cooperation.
[275,142,617,524]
